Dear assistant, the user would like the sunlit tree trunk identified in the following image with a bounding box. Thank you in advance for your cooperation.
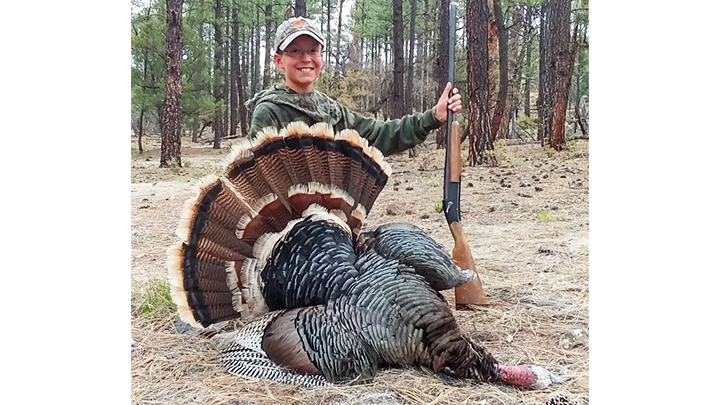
[466,0,496,166]
[549,0,572,151]
[160,0,183,167]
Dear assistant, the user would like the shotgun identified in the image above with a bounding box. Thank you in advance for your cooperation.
[443,2,487,309]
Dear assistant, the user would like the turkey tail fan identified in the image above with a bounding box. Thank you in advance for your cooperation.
[221,122,391,235]
[169,122,392,328]
[167,176,256,329]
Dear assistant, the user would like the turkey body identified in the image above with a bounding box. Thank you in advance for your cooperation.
[168,122,568,389]
[230,215,499,384]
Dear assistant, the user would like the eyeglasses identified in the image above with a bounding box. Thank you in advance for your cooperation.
[282,48,322,58]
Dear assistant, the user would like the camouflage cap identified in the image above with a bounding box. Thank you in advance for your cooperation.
[274,17,325,53]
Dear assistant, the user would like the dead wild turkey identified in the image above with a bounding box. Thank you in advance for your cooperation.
[167,122,569,389]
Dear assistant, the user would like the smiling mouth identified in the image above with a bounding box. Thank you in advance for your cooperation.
[297,67,314,72]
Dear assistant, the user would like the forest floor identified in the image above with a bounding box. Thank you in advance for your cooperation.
[130,133,590,405]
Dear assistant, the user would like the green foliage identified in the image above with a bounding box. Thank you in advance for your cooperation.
[517,115,539,132]
[536,208,552,222]
[422,177,440,187]
[315,69,371,111]
[133,278,177,319]
[131,231,148,243]
[433,199,443,213]
[535,208,566,222]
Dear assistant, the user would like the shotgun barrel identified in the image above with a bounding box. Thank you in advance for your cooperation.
[443,2,487,308]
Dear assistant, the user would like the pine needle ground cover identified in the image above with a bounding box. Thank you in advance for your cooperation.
[131,135,589,405]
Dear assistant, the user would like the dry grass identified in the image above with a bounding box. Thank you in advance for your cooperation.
[131,134,589,405]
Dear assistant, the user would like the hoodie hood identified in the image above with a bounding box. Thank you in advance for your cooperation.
[246,85,343,126]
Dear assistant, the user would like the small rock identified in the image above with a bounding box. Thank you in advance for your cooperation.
[488,206,496,213]
[547,205,559,210]
[420,213,430,219]
[467,182,473,188]
[173,319,200,335]
[535,186,543,192]
[518,192,532,198]
[393,187,399,191]
[139,204,151,209]
[386,202,403,216]
[560,175,567,178]
[142,198,150,202]
[542,173,549,179]
[405,187,414,191]
[209,331,239,351]
[559,328,589,350]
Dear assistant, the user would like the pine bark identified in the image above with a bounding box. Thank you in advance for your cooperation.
[538,1,556,145]
[549,0,573,151]
[490,0,508,140]
[337,0,344,69]
[436,0,449,148]
[230,5,239,136]
[466,0,496,166]
[212,0,226,149]
[239,27,249,135]
[407,0,417,113]
[391,0,405,118]
[523,5,533,117]
[263,3,273,89]
[295,0,306,17]
[160,0,183,167]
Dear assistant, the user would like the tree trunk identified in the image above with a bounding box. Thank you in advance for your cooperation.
[490,0,508,140]
[239,26,249,136]
[230,5,239,136]
[160,0,183,168]
[487,0,498,120]
[212,0,226,149]
[326,0,332,65]
[549,0,572,151]
[336,0,344,69]
[407,0,417,113]
[504,5,523,140]
[253,9,261,94]
[263,3,273,89]
[538,1,555,145]
[391,0,405,119]
[523,5,533,117]
[436,0,449,148]
[223,28,230,138]
[295,0,306,17]
[138,109,145,153]
[466,0,496,166]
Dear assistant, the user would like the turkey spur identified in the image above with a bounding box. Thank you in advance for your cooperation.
[167,122,569,389]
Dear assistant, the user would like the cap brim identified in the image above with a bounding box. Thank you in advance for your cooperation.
[278,31,325,52]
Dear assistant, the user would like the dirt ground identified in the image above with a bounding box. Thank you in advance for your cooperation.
[130,133,589,405]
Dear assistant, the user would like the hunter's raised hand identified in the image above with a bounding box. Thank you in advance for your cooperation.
[434,82,463,123]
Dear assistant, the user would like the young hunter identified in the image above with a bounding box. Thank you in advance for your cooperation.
[246,17,463,156]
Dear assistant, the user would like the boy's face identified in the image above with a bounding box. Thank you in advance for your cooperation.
[274,36,323,93]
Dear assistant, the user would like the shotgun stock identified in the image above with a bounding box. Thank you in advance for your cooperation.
[443,2,487,309]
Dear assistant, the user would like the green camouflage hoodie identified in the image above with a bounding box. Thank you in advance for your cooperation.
[246,85,443,156]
